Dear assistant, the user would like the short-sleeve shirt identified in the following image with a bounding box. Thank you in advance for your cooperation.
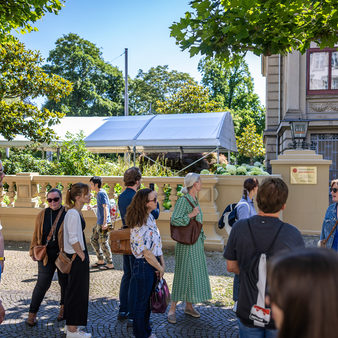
[96,189,111,225]
[224,215,305,328]
[130,214,163,258]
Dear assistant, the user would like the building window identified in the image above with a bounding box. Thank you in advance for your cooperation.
[307,48,338,94]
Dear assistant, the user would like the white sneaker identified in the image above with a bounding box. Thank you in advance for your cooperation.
[65,325,86,332]
[66,328,91,337]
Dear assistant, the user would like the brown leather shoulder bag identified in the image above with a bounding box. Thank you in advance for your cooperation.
[33,207,64,261]
[170,196,202,245]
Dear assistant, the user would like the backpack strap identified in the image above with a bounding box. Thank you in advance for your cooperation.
[247,219,283,254]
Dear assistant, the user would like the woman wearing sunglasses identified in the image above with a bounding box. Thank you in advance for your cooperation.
[27,188,68,326]
[320,179,338,251]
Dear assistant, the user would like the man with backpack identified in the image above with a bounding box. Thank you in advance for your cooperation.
[224,177,304,337]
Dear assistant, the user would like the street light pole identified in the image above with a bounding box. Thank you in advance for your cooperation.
[124,48,128,116]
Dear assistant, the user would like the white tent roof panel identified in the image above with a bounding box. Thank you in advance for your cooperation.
[85,112,237,153]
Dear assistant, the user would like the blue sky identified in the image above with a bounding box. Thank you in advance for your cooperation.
[16,0,266,105]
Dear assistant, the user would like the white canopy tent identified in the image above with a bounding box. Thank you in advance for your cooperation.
[85,112,237,154]
[0,117,109,149]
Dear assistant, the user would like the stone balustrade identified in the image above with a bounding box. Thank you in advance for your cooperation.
[0,161,328,251]
[0,173,225,250]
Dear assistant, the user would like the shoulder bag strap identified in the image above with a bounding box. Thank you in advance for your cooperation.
[184,195,196,208]
[266,223,283,254]
[247,219,283,254]
[184,196,197,219]
[46,206,65,243]
[247,219,258,252]
[324,220,338,244]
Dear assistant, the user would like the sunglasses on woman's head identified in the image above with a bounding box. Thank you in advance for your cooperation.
[47,197,60,203]
[331,188,338,193]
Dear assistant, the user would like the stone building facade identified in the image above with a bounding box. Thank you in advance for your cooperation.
[262,43,338,180]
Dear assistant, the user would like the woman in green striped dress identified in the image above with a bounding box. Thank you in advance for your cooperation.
[167,173,211,324]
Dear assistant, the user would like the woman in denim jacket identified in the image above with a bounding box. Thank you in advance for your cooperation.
[320,179,338,251]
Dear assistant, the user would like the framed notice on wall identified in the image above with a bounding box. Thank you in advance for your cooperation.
[290,167,317,184]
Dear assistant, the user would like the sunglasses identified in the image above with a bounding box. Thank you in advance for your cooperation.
[47,197,60,203]
[148,198,157,203]
[331,188,338,193]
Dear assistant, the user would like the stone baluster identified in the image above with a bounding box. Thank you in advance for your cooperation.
[7,182,15,207]
[59,181,68,205]
[0,184,4,206]
[171,184,181,210]
[39,182,48,208]
[157,183,166,211]
[108,184,116,200]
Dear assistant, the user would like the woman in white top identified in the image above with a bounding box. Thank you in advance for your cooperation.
[63,183,91,338]
[126,188,165,338]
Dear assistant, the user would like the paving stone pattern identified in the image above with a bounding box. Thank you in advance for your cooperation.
[0,236,317,337]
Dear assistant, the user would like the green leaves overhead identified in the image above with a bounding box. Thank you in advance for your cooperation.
[0,0,65,41]
[43,33,124,116]
[170,0,338,60]
[0,38,72,142]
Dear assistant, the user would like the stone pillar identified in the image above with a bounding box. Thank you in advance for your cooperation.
[14,173,39,208]
[270,150,331,234]
[198,176,222,250]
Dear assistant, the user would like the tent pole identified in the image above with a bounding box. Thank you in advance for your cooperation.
[177,148,218,175]
[216,147,219,164]
[133,147,136,166]
[228,150,231,164]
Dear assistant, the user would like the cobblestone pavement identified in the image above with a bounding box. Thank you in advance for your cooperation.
[0,236,318,337]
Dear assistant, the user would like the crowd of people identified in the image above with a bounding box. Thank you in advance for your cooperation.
[0,162,338,337]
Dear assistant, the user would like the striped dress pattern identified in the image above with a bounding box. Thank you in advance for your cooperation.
[170,194,212,303]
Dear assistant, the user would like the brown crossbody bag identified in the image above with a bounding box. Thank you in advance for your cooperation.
[33,207,64,261]
[318,220,338,248]
[170,196,202,245]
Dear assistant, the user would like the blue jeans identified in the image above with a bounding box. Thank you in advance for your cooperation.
[131,258,156,338]
[119,254,135,317]
[238,319,277,338]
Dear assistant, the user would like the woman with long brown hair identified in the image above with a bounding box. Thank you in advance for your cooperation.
[63,183,91,338]
[126,188,164,338]
[268,248,338,338]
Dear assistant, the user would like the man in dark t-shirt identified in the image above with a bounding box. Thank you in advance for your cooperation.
[117,167,159,327]
[224,177,305,338]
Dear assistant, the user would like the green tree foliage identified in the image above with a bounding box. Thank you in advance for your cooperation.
[129,65,197,114]
[237,123,265,163]
[43,33,124,116]
[156,83,223,114]
[57,131,98,175]
[0,0,65,41]
[170,0,338,60]
[0,38,72,142]
[198,56,265,135]
[231,108,265,138]
[198,57,263,112]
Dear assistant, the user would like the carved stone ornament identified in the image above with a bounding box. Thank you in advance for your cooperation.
[309,102,338,112]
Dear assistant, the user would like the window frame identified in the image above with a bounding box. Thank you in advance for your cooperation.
[307,48,338,95]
